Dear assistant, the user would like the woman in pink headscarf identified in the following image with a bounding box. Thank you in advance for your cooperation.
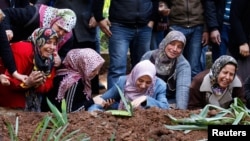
[88,60,169,112]
[41,48,105,113]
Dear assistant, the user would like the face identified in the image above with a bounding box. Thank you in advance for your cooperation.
[165,40,184,59]
[135,75,152,92]
[88,66,101,80]
[217,64,236,88]
[40,38,57,58]
[52,23,67,37]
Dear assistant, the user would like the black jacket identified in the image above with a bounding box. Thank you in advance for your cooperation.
[93,0,158,25]
[205,0,227,32]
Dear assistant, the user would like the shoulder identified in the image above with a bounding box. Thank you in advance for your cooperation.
[155,78,167,87]
[177,55,190,66]
[11,41,33,54]
[141,50,155,60]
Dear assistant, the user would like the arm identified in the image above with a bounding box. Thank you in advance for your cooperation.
[2,5,37,30]
[140,50,153,61]
[144,78,169,109]
[175,55,191,109]
[88,76,126,112]
[0,23,16,74]
[230,0,248,46]
[205,0,221,45]
[188,71,208,110]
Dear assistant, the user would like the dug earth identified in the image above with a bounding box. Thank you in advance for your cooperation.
[0,107,208,141]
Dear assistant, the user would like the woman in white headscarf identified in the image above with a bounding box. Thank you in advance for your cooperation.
[88,60,169,112]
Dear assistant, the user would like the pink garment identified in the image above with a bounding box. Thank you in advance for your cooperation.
[56,48,104,101]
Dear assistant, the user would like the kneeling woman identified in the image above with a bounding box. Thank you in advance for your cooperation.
[41,48,105,112]
[88,60,169,112]
[188,55,246,109]
[0,27,58,111]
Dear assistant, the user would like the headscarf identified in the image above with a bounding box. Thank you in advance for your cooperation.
[28,27,58,75]
[209,55,238,95]
[56,48,105,101]
[39,4,76,50]
[119,60,157,109]
[151,30,186,75]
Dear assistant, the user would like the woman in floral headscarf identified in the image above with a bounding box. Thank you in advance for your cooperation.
[188,55,246,110]
[0,27,58,111]
[88,60,169,112]
[141,30,191,109]
[2,4,76,67]
[41,48,105,113]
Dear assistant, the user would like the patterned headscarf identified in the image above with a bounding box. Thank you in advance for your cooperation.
[39,4,76,50]
[28,27,58,75]
[151,30,186,75]
[119,60,157,109]
[209,55,238,95]
[56,48,105,101]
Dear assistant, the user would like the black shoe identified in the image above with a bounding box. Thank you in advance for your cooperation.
[99,83,106,90]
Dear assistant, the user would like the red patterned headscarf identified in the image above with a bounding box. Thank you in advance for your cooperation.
[56,48,105,101]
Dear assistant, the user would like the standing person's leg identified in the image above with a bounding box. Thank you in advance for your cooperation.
[107,23,133,89]
[130,25,152,68]
[95,26,106,90]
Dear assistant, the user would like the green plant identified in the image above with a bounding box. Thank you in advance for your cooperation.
[46,98,68,128]
[5,98,90,141]
[4,115,19,141]
[165,98,250,133]
[106,84,133,116]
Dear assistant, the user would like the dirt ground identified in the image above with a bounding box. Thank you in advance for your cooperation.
[0,107,208,141]
[0,72,208,141]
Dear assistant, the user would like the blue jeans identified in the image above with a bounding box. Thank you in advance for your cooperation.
[170,25,204,78]
[107,23,152,89]
[150,30,165,50]
[211,24,230,62]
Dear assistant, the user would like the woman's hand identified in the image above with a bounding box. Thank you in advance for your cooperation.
[53,52,62,67]
[0,74,10,86]
[12,71,28,82]
[5,30,13,41]
[93,95,115,109]
[131,96,147,108]
[24,71,45,88]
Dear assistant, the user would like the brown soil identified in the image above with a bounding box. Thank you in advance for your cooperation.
[0,72,208,141]
[0,108,208,141]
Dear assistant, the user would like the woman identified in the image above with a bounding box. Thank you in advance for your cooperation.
[0,27,58,111]
[88,60,169,112]
[2,4,76,62]
[141,30,191,109]
[41,48,105,113]
[188,55,246,109]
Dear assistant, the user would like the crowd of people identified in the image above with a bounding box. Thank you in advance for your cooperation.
[0,0,250,113]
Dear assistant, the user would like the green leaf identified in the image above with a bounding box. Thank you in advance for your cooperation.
[107,84,133,117]
[106,110,132,116]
